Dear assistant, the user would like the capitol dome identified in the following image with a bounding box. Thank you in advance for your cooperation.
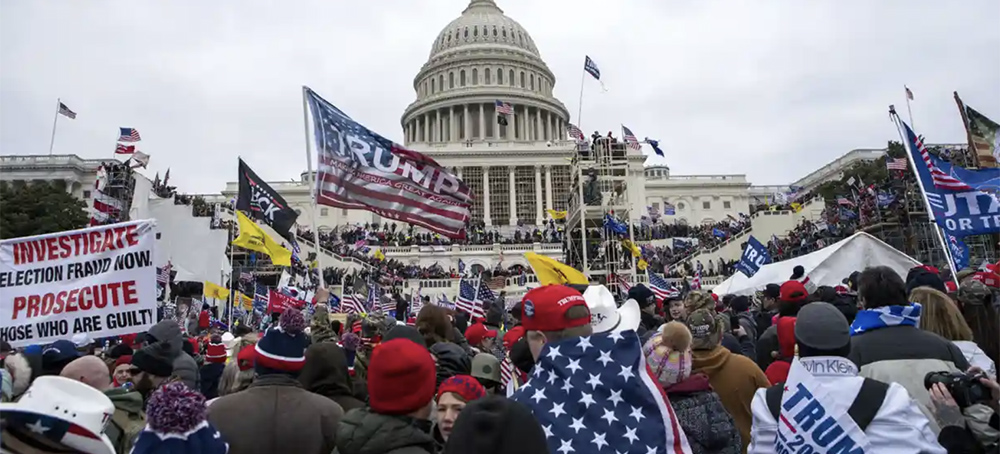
[429,0,540,59]
[400,0,570,147]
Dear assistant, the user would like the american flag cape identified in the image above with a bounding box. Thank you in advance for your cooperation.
[510,331,692,454]
[648,271,680,300]
[304,87,473,239]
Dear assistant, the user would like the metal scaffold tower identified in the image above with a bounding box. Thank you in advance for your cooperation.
[563,139,637,289]
[97,162,137,225]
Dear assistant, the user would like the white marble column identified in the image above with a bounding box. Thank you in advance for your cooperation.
[478,104,486,140]
[435,109,441,142]
[534,165,543,224]
[451,107,458,141]
[545,166,553,210]
[482,166,492,225]
[422,115,428,142]
[519,106,527,141]
[457,166,463,180]
[549,114,556,142]
[535,109,542,142]
[508,166,517,225]
[463,105,470,140]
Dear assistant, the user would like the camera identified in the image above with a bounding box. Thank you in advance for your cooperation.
[924,370,991,408]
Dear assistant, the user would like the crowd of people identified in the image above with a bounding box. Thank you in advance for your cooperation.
[3,260,998,454]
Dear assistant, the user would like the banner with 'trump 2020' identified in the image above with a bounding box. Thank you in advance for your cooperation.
[0,220,158,347]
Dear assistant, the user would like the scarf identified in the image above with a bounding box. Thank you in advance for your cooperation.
[849,303,921,336]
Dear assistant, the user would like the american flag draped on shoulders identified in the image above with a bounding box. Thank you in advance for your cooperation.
[511,331,692,454]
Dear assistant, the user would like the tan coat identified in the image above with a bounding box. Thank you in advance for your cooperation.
[208,374,344,454]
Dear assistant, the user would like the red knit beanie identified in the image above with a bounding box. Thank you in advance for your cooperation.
[367,339,436,416]
[436,375,486,403]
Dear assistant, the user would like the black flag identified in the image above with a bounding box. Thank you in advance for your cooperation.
[237,158,298,242]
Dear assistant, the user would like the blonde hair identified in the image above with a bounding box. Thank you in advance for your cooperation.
[912,287,973,342]
[217,361,254,396]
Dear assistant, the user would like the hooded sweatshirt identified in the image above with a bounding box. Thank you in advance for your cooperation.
[692,345,770,453]
[430,342,471,388]
[299,342,365,413]
[147,320,200,390]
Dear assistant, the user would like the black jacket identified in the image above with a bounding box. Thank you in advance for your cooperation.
[199,362,225,400]
[336,408,435,454]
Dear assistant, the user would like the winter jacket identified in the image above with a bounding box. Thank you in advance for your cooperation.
[749,356,944,454]
[200,362,225,400]
[430,343,471,388]
[752,310,775,341]
[734,312,757,342]
[665,374,742,454]
[848,324,971,434]
[146,320,200,390]
[640,311,664,334]
[299,342,366,413]
[954,340,997,379]
[208,374,344,454]
[721,333,754,359]
[692,345,770,453]
[104,387,145,454]
[336,407,435,454]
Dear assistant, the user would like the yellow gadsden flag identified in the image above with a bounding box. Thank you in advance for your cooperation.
[233,211,292,267]
[236,292,253,310]
[524,252,588,286]
[546,209,568,220]
[204,281,230,301]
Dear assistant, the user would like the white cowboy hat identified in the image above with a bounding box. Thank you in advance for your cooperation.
[584,285,641,334]
[0,376,116,454]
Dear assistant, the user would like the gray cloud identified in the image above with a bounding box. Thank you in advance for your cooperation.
[2,0,997,193]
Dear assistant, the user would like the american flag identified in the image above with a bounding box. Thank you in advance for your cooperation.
[340,292,366,314]
[901,121,972,191]
[499,354,514,386]
[510,331,693,454]
[118,127,141,142]
[567,123,585,142]
[157,263,172,285]
[495,100,513,115]
[648,271,681,301]
[836,197,855,206]
[239,272,253,282]
[905,86,914,100]
[484,275,507,291]
[115,144,135,155]
[58,102,77,119]
[612,274,632,296]
[455,278,486,318]
[691,269,702,290]
[305,87,472,239]
[886,157,908,171]
[622,125,642,150]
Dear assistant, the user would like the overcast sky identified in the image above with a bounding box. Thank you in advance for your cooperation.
[2,0,997,193]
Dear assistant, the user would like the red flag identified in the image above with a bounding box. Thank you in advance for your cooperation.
[115,144,135,154]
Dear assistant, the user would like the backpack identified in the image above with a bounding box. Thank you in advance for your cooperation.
[108,407,146,454]
[765,378,889,432]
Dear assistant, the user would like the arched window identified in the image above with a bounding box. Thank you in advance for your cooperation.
[520,71,525,87]
[460,70,466,86]
[502,28,507,38]
[497,68,503,85]
[447,32,452,43]
[431,78,436,94]
[530,74,534,90]
[449,72,454,89]
[472,68,478,85]
[493,26,498,37]
[485,69,491,84]
[438,75,443,92]
[509,70,514,86]
[464,27,469,39]
[473,26,478,37]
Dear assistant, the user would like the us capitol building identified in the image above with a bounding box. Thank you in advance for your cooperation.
[2,0,890,271]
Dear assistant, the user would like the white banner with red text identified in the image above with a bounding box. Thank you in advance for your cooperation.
[0,220,158,347]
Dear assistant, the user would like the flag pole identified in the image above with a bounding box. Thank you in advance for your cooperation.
[48,99,61,155]
[228,221,235,329]
[301,86,326,286]
[576,67,586,131]
[890,110,959,284]
[904,86,915,131]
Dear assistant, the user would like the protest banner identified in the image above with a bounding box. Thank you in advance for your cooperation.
[267,289,306,314]
[0,220,158,347]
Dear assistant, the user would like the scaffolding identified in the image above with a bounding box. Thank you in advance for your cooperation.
[563,139,637,289]
[94,162,136,225]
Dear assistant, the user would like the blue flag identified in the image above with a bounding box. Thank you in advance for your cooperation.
[584,56,601,80]
[712,228,726,239]
[901,120,1000,236]
[736,235,771,277]
[946,234,970,271]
